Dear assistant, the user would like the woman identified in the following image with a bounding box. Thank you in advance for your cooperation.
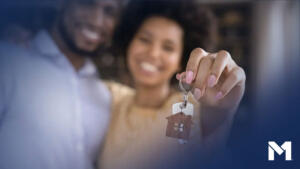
[99,0,246,168]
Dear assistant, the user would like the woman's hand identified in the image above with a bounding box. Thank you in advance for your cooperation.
[177,48,246,136]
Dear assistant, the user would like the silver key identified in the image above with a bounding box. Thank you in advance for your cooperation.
[179,74,192,109]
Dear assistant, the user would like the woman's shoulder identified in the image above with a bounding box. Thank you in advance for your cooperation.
[104,80,135,105]
[104,80,134,93]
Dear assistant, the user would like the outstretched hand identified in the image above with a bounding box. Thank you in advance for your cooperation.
[177,48,246,112]
[176,48,246,137]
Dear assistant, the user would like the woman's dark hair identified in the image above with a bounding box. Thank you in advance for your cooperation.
[113,0,217,84]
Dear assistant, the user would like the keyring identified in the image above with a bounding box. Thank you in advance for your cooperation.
[179,74,192,109]
[179,74,192,94]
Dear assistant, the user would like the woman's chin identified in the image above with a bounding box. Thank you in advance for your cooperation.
[135,78,161,87]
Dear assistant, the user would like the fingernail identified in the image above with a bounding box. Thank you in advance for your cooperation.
[193,88,202,100]
[186,71,193,84]
[215,92,223,100]
[207,75,216,87]
[176,73,181,80]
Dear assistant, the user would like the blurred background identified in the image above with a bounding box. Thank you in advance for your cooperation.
[0,0,299,148]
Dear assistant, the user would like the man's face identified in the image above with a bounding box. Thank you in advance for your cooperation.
[59,0,120,56]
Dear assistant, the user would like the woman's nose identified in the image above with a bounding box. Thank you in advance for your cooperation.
[148,43,161,60]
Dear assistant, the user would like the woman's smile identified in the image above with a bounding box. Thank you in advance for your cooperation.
[140,61,159,74]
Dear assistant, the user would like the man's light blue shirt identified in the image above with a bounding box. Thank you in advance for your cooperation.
[0,30,111,169]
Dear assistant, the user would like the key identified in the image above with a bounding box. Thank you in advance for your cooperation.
[178,73,192,109]
[165,74,194,144]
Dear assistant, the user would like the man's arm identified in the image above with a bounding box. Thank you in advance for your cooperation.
[0,42,14,122]
[0,86,3,120]
[0,54,5,120]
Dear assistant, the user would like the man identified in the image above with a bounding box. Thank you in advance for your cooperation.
[0,0,122,169]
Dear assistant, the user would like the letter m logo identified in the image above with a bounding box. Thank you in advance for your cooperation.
[268,141,292,161]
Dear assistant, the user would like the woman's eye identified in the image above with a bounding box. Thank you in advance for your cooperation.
[163,45,174,52]
[138,37,151,44]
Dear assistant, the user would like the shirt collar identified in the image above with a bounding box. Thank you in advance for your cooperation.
[31,30,99,77]
[78,59,99,77]
[31,30,62,58]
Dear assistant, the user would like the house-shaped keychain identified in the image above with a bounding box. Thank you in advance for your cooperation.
[166,112,193,140]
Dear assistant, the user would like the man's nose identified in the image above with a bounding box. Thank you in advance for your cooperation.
[94,10,105,28]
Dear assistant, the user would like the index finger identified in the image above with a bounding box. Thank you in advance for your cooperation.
[185,48,208,84]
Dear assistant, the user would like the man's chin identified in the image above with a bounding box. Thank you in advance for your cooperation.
[74,41,110,57]
[71,44,106,57]
[74,49,97,57]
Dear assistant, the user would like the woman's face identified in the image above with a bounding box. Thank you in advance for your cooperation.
[127,16,183,87]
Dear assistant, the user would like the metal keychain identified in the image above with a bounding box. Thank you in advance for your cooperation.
[169,74,194,144]
[179,75,192,109]
[172,74,194,115]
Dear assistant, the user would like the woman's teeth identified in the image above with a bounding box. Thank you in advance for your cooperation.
[81,28,99,41]
[140,62,158,73]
